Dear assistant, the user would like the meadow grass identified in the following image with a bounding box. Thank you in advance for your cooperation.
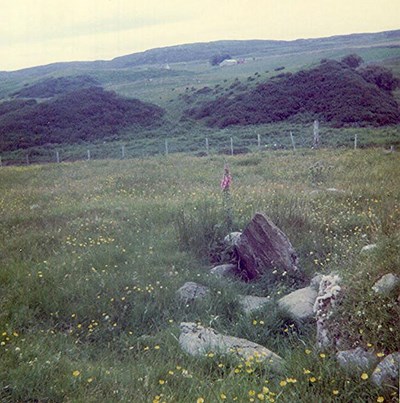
[0,149,399,402]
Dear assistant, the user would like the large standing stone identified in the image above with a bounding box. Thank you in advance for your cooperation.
[234,213,304,281]
[313,274,343,349]
[336,347,379,374]
[371,353,400,389]
[278,286,318,320]
[179,322,285,373]
[176,282,209,302]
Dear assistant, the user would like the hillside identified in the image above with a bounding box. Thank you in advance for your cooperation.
[0,87,165,151]
[186,60,400,128]
[11,75,100,99]
[0,29,400,160]
[109,30,400,68]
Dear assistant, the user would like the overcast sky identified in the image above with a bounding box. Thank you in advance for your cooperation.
[1,0,399,71]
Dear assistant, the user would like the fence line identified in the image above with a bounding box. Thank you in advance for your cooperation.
[0,131,390,166]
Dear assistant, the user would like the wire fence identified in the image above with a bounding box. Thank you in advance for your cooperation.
[0,129,392,167]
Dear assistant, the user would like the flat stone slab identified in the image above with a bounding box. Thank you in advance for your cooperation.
[179,322,285,373]
[176,282,209,302]
[336,347,379,374]
[239,295,271,314]
[278,286,317,320]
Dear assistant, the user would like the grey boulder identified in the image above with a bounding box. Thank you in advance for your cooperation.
[278,286,318,320]
[179,322,285,373]
[371,352,400,389]
[176,282,209,302]
[336,347,379,374]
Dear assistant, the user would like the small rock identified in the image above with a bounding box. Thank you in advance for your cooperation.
[336,347,379,374]
[210,264,238,278]
[30,204,40,210]
[371,352,400,389]
[176,282,209,302]
[239,295,271,315]
[179,322,285,373]
[372,273,400,295]
[326,188,345,193]
[224,232,242,247]
[361,244,377,253]
[278,286,318,320]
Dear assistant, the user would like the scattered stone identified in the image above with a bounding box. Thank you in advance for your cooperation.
[326,188,345,193]
[372,273,400,295]
[313,274,343,349]
[224,232,242,247]
[278,286,317,320]
[210,264,238,278]
[371,352,400,389]
[179,322,285,373]
[310,273,323,291]
[30,204,40,210]
[336,347,379,374]
[176,282,209,302]
[361,244,377,253]
[234,213,304,281]
[238,295,271,315]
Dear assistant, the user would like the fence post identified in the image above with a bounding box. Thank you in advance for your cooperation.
[87,149,91,161]
[165,139,169,156]
[205,138,209,155]
[230,137,234,156]
[257,134,261,151]
[290,131,296,151]
[26,154,30,165]
[121,145,125,159]
[354,134,358,150]
[56,151,60,163]
[313,120,320,149]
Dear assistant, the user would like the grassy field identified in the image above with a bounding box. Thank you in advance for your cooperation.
[1,148,399,402]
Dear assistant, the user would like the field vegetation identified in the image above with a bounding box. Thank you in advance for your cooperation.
[1,149,399,402]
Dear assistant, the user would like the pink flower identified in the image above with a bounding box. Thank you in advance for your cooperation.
[221,165,232,191]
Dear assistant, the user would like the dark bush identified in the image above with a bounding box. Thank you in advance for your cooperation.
[341,54,364,69]
[185,60,400,128]
[0,87,165,151]
[359,65,399,92]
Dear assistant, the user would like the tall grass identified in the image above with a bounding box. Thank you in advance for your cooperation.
[0,150,399,402]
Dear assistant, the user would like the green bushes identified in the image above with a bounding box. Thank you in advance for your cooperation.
[186,60,400,128]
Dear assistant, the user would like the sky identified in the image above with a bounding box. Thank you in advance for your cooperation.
[1,0,399,71]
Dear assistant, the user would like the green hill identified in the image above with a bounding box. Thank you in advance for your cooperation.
[11,75,100,99]
[186,60,400,128]
[0,87,165,151]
